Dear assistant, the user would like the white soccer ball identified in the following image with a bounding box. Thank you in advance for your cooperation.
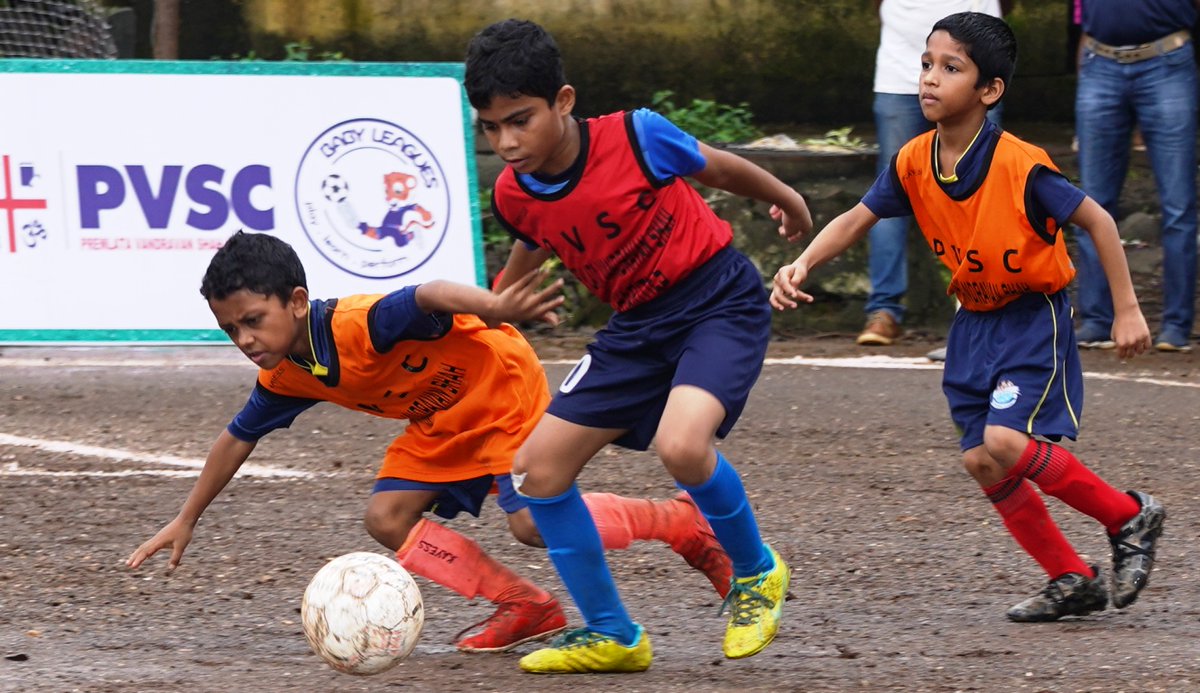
[301,551,424,675]
[321,174,350,203]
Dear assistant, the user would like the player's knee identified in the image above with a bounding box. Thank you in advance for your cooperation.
[960,447,996,481]
[509,445,560,497]
[981,426,1027,469]
[362,502,417,550]
[654,431,709,474]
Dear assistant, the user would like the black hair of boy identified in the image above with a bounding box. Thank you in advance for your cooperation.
[200,230,307,302]
[930,12,1017,99]
[464,18,565,110]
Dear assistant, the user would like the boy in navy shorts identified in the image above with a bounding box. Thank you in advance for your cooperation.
[771,13,1165,622]
[127,232,735,655]
[466,19,813,673]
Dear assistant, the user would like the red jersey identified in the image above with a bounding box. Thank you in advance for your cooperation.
[895,129,1076,311]
[492,111,732,311]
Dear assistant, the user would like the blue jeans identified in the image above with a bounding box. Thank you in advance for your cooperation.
[1073,42,1198,340]
[866,93,1001,322]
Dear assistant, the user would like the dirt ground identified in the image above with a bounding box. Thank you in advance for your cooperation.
[0,334,1197,693]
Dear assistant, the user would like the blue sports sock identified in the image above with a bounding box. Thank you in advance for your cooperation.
[678,453,773,577]
[522,484,638,645]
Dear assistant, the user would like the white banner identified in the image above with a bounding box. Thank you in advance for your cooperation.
[0,60,482,343]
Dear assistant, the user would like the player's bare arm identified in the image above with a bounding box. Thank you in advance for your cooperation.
[494,242,552,293]
[694,143,813,242]
[416,275,564,327]
[770,203,878,310]
[126,430,256,570]
[1068,196,1152,358]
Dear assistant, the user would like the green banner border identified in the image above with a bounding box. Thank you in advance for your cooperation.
[0,58,484,344]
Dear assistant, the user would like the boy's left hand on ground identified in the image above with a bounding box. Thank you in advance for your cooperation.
[126,518,194,572]
[489,268,565,327]
[1112,312,1152,359]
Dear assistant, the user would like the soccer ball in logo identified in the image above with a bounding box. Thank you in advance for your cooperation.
[301,552,424,675]
[321,174,350,203]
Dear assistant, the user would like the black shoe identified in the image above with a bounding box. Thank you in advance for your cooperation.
[1006,567,1108,622]
[1109,490,1166,609]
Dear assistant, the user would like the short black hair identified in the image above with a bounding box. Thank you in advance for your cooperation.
[464,19,565,110]
[200,230,306,303]
[930,12,1017,104]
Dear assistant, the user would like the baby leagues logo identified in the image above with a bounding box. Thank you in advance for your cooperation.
[295,118,450,279]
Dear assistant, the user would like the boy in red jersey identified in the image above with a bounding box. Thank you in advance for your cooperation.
[466,19,812,673]
[127,231,734,653]
[772,13,1165,622]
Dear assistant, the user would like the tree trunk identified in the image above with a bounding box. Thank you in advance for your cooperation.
[152,0,180,59]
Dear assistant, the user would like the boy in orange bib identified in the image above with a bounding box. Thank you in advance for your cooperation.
[771,13,1164,622]
[127,231,732,652]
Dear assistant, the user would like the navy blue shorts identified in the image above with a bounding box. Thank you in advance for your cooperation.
[943,291,1084,451]
[372,473,525,519]
[547,247,772,451]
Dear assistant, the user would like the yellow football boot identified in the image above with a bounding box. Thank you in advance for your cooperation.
[721,545,790,659]
[518,625,652,674]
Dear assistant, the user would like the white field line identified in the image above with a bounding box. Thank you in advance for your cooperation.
[2,352,1194,387]
[1,467,200,479]
[0,433,312,479]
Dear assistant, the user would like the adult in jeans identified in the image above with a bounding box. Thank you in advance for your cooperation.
[859,0,1010,348]
[1073,0,1198,352]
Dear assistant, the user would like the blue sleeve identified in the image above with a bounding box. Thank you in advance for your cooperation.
[860,158,914,219]
[1030,167,1086,230]
[227,383,319,442]
[631,108,707,180]
[368,286,453,350]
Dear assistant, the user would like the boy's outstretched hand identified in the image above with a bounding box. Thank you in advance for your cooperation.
[770,261,814,310]
[126,517,194,572]
[489,268,564,327]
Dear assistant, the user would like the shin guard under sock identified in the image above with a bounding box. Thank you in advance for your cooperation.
[583,492,690,550]
[677,453,772,577]
[984,476,1091,579]
[1014,440,1139,534]
[395,518,551,604]
[524,485,637,645]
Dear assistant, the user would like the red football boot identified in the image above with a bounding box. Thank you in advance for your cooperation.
[455,598,568,652]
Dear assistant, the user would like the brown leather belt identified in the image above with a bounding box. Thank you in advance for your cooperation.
[1083,29,1191,64]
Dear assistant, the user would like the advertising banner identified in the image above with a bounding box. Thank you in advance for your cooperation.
[0,60,482,343]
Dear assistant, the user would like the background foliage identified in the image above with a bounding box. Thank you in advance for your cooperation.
[97,0,1075,125]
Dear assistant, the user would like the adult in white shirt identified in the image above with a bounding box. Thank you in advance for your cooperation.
[858,0,1010,349]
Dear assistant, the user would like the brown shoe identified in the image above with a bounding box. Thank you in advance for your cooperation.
[856,311,901,346]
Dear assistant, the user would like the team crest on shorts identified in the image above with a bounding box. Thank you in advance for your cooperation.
[295,118,451,279]
[990,380,1020,410]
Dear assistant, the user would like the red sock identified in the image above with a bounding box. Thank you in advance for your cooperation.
[583,492,691,550]
[1014,440,1139,534]
[984,476,1091,579]
[396,518,551,604]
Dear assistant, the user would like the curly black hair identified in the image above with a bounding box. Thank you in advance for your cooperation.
[199,230,306,303]
[464,19,565,110]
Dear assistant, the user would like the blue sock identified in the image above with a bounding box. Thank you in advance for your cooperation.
[678,453,773,577]
[523,484,638,645]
